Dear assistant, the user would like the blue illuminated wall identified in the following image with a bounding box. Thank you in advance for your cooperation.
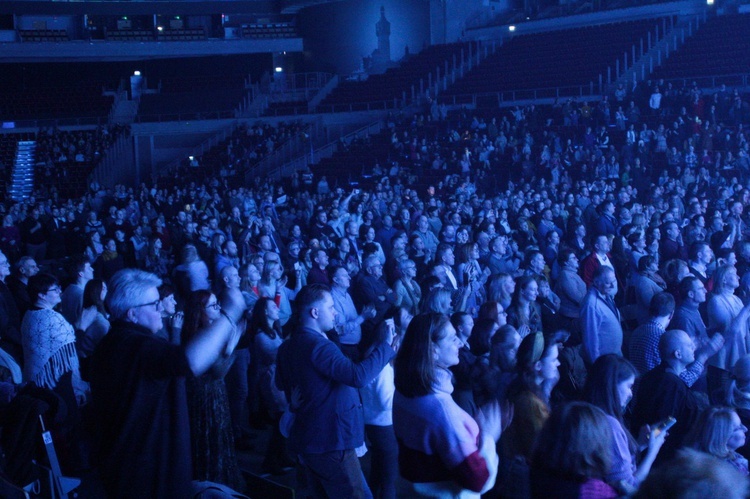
[298,0,430,74]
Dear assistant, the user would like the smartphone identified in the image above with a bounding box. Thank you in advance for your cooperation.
[653,416,676,436]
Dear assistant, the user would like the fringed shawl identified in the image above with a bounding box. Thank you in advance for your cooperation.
[21,308,80,389]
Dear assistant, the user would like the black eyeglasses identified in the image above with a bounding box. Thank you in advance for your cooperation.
[205,302,221,310]
[133,299,161,310]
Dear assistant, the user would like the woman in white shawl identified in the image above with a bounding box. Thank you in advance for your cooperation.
[22,272,91,470]
[708,265,750,370]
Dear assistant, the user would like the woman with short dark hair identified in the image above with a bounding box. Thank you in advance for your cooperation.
[22,272,88,470]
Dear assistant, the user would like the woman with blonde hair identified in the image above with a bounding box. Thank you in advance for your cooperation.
[709,265,750,369]
[685,406,749,476]
[487,273,515,311]
[393,259,421,316]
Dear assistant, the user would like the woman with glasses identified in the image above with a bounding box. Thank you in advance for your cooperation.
[181,289,245,492]
[22,272,90,471]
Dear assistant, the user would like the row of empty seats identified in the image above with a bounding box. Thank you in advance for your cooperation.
[241,23,297,39]
[0,86,113,121]
[105,28,206,41]
[444,18,668,98]
[105,29,154,42]
[651,13,750,81]
[17,29,69,42]
[318,42,477,111]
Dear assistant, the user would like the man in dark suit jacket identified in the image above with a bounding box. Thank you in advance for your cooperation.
[352,255,397,323]
[276,284,395,498]
[631,329,704,464]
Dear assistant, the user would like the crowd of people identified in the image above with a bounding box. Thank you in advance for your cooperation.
[1,79,750,498]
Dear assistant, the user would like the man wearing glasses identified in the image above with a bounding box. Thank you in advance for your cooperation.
[90,269,246,497]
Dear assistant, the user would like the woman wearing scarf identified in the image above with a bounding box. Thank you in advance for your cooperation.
[22,272,89,471]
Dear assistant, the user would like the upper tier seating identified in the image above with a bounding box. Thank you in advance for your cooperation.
[317,42,476,112]
[0,64,116,121]
[242,23,298,39]
[18,29,69,42]
[444,18,668,99]
[651,14,750,81]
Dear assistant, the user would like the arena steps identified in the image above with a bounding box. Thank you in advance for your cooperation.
[8,140,35,202]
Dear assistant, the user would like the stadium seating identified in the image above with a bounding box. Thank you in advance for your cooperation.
[651,14,750,81]
[444,18,669,100]
[317,42,476,112]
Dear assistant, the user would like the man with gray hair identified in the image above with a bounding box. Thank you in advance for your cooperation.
[6,255,39,317]
[352,254,396,323]
[580,265,623,365]
[90,268,246,498]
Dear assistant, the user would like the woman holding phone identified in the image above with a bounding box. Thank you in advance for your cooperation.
[583,354,667,494]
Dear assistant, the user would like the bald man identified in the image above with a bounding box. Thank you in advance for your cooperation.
[631,330,704,463]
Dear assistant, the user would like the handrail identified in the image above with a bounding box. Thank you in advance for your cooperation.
[440,83,599,104]
[160,120,241,176]
[263,120,383,181]
[134,110,238,123]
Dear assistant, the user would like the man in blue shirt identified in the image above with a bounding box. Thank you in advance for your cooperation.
[276,284,395,498]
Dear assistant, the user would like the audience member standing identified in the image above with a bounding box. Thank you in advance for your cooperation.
[631,330,704,463]
[90,269,245,498]
[275,284,395,498]
[0,250,22,364]
[580,266,623,365]
[60,256,94,327]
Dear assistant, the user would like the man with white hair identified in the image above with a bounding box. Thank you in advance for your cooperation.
[91,268,246,497]
[352,255,397,324]
[580,266,623,365]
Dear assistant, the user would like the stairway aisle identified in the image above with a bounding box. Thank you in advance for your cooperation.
[8,140,36,202]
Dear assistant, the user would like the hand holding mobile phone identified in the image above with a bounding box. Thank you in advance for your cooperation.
[652,416,676,437]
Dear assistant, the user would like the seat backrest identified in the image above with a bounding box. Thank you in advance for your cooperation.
[0,474,30,499]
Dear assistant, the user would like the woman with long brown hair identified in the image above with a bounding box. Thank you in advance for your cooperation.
[181,289,244,491]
